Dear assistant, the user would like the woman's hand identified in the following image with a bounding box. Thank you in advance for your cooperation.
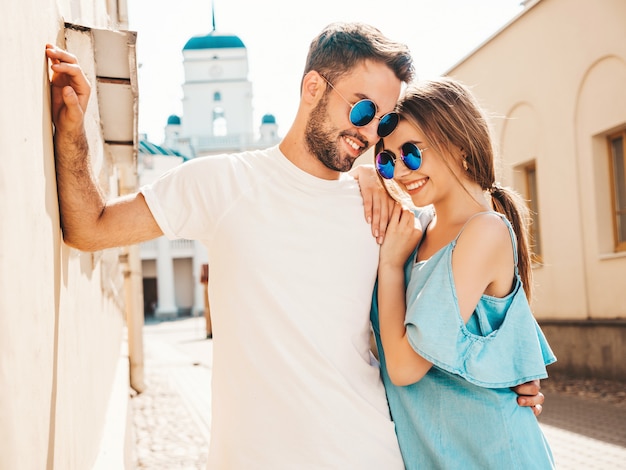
[379,204,423,269]
[351,164,395,244]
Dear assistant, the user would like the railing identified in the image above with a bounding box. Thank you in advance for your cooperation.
[192,133,255,152]
[171,239,194,254]
[140,238,195,259]
[140,239,158,259]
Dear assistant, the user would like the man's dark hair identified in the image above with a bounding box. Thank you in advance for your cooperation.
[303,22,414,86]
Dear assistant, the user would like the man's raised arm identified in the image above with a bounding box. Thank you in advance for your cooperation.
[46,45,161,251]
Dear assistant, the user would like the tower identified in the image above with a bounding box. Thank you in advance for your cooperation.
[180,30,253,155]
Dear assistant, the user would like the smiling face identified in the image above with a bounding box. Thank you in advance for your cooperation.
[304,61,401,173]
[382,119,465,208]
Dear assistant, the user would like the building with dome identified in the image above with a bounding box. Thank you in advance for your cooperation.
[139,25,280,320]
[161,30,279,157]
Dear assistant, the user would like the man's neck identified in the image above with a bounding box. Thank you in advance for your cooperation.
[278,131,341,181]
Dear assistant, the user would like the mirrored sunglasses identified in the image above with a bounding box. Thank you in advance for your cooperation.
[321,75,399,138]
[375,142,427,179]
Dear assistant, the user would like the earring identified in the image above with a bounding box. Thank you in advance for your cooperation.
[462,159,469,171]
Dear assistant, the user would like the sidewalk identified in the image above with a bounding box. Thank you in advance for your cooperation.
[130,316,626,469]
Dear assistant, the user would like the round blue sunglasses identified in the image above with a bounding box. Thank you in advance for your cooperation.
[321,75,399,138]
[375,143,428,179]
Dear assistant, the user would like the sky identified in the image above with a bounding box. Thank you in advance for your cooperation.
[127,0,524,144]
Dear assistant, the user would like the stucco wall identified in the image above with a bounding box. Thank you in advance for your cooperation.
[0,1,132,468]
[541,321,626,380]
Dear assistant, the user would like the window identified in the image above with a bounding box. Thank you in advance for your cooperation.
[608,131,626,251]
[520,161,542,263]
[212,107,227,136]
[213,91,222,102]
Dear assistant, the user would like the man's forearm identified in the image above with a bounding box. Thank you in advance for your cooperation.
[54,127,106,249]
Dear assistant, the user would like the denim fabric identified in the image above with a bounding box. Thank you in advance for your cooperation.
[371,211,556,469]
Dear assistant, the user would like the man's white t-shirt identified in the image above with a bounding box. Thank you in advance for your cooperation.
[141,146,403,469]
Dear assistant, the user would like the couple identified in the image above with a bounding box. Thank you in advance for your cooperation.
[46,21,553,469]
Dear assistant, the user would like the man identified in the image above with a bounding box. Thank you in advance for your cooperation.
[46,22,543,469]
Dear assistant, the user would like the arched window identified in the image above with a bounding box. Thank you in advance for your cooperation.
[213,107,227,136]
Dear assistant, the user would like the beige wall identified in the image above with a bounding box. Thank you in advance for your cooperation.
[0,1,134,468]
[447,0,626,321]
[444,0,626,378]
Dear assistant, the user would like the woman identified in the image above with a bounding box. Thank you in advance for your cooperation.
[371,77,556,469]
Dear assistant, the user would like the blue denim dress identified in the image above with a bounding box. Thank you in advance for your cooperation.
[371,211,556,469]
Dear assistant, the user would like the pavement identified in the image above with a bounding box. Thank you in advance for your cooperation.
[129,316,626,469]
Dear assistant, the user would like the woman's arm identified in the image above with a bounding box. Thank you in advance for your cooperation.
[377,204,430,386]
[453,214,545,416]
[451,213,514,323]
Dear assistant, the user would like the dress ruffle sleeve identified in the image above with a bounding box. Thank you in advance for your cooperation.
[404,245,556,388]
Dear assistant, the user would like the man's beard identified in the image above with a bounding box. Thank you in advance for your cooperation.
[304,95,361,173]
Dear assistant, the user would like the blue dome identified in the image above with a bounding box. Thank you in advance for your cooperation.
[183,32,245,50]
[167,114,181,125]
[261,114,276,124]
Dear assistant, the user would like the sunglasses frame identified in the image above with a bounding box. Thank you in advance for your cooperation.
[375,142,428,179]
[319,75,399,138]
